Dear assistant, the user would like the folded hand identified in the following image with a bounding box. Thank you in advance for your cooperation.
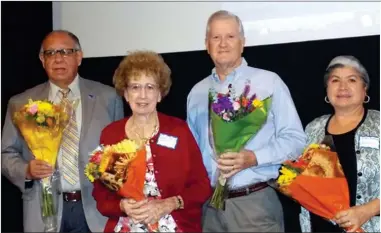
[217,149,257,179]
[140,198,177,225]
[27,159,53,179]
[334,204,370,232]
[120,198,149,223]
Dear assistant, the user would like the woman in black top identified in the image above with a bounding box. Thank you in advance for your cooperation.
[300,55,380,232]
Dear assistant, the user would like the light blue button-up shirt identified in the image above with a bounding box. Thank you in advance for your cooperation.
[186,58,306,189]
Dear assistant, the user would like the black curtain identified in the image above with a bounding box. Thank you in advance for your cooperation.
[2,1,380,232]
[79,35,380,126]
[1,1,53,231]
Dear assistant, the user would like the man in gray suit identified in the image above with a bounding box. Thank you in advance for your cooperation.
[1,30,124,232]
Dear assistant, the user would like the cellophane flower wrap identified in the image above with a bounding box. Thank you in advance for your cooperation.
[208,82,272,209]
[12,99,70,232]
[272,138,364,232]
[85,139,159,232]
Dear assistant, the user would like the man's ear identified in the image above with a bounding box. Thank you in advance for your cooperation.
[205,39,210,55]
[77,50,83,66]
[39,54,46,68]
[240,37,246,53]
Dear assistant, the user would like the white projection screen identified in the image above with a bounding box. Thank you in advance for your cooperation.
[52,2,380,58]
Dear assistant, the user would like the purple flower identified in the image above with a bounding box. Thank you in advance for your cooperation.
[212,103,224,114]
[218,96,233,111]
[247,94,257,111]
[242,84,250,98]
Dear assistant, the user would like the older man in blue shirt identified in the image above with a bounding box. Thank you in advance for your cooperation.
[187,10,306,232]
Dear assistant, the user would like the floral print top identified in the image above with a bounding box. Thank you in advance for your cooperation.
[114,142,182,233]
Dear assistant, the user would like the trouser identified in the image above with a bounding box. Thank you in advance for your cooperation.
[202,186,284,232]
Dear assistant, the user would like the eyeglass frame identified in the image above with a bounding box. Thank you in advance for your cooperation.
[41,48,80,58]
[126,83,160,94]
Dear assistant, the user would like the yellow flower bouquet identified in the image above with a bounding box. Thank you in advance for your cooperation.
[13,99,70,232]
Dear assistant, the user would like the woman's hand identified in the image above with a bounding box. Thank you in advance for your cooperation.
[334,199,380,232]
[140,197,178,224]
[120,198,149,223]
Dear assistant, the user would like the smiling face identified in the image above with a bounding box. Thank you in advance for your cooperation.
[39,32,83,88]
[124,74,161,117]
[326,66,367,111]
[205,17,245,69]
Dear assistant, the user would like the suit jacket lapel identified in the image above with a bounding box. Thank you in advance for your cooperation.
[79,77,96,140]
[34,82,50,100]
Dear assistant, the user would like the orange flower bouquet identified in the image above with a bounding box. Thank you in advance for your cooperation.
[272,142,364,232]
[85,139,159,232]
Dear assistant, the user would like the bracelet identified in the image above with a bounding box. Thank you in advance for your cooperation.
[175,195,183,210]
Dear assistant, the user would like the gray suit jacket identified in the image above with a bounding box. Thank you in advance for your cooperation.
[300,109,380,232]
[1,77,124,232]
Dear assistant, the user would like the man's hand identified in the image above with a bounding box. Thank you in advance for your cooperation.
[120,198,149,223]
[26,159,54,179]
[217,149,257,179]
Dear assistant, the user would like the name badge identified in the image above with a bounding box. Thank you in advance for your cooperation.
[359,136,379,149]
[157,133,178,149]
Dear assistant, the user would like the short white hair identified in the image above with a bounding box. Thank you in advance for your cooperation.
[324,55,370,89]
[205,10,245,39]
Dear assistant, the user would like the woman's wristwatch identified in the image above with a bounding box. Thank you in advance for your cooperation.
[175,195,184,210]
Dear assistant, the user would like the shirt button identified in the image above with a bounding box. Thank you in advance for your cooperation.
[159,189,163,193]
[358,172,362,176]
[150,139,155,143]
[155,171,158,174]
[356,150,360,154]
[356,195,362,199]
[153,154,156,158]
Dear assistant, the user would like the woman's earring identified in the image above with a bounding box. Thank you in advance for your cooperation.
[325,96,330,103]
[364,95,370,103]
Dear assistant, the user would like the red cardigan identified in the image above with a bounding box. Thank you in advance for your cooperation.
[92,112,212,232]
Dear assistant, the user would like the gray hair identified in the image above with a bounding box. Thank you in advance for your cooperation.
[39,30,82,54]
[324,55,370,90]
[205,10,245,39]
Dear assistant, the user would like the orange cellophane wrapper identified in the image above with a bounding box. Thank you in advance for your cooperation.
[116,147,159,232]
[117,148,146,200]
[277,146,364,232]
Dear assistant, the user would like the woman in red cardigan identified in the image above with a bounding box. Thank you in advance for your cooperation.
[92,50,212,233]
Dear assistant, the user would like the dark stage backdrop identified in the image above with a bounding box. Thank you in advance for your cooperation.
[1,1,53,232]
[1,1,380,232]
[79,35,380,126]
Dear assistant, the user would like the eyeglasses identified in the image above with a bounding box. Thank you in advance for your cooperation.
[127,83,159,93]
[41,48,79,58]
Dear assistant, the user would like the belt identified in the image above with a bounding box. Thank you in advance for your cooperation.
[63,190,82,202]
[228,182,268,199]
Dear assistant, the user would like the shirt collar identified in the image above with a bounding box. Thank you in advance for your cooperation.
[211,57,248,83]
[49,74,80,98]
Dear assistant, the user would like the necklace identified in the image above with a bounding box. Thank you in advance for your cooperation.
[127,115,159,145]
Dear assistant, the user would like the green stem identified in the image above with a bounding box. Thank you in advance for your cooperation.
[210,182,226,210]
[41,179,55,217]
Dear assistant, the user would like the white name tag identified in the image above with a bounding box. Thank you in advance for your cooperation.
[359,136,379,149]
[157,133,178,149]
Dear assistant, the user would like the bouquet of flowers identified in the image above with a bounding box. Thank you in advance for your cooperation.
[208,82,272,209]
[12,99,70,232]
[85,139,159,232]
[273,138,364,232]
